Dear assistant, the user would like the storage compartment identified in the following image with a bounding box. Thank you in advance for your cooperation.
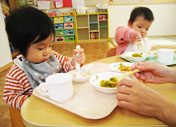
[64,29,74,35]
[54,17,64,23]
[64,16,74,22]
[54,23,64,30]
[97,9,107,13]
[64,23,74,29]
[77,29,89,40]
[76,15,88,28]
[100,28,108,39]
[99,14,108,21]
[55,36,65,42]
[90,24,98,31]
[65,36,75,41]
[99,21,108,28]
[89,15,98,23]
[55,30,65,36]
[90,32,99,39]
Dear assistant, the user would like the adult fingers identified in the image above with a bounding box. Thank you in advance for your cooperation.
[117,79,132,88]
[116,93,129,101]
[117,86,132,95]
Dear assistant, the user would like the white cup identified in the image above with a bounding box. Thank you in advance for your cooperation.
[38,73,73,103]
[157,48,174,64]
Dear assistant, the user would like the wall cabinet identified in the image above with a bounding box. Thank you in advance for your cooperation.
[49,10,109,44]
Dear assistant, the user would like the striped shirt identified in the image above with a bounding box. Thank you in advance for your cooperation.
[3,52,74,110]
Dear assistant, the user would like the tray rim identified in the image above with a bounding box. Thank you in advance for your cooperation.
[32,63,118,120]
[120,53,176,66]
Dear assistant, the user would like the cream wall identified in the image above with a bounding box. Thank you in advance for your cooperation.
[0,3,176,68]
[108,4,176,38]
[0,3,12,68]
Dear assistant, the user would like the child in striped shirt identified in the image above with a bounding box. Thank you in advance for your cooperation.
[3,6,85,110]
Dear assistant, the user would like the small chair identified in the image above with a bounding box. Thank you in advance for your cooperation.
[107,48,116,57]
[9,106,25,127]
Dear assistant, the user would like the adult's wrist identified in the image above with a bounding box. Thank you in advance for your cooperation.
[157,100,176,125]
[169,68,176,83]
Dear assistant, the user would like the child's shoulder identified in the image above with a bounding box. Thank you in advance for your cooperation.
[7,63,24,77]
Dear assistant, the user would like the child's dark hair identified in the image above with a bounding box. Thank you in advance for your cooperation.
[6,5,54,57]
[129,7,154,24]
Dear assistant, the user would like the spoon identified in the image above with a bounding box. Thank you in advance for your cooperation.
[139,41,147,53]
[75,45,81,77]
[76,45,81,70]
[117,69,140,81]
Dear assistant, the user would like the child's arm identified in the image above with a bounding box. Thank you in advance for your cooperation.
[3,67,33,110]
[115,27,140,45]
[53,52,75,72]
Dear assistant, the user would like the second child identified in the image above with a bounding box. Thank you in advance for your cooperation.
[115,7,154,55]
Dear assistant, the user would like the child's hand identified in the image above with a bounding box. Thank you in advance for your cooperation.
[72,48,85,66]
[133,32,142,43]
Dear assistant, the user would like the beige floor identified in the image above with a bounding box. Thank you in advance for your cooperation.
[0,36,176,127]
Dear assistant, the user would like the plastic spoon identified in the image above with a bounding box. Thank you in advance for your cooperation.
[76,45,81,70]
[75,45,81,76]
[139,41,147,53]
[117,69,140,81]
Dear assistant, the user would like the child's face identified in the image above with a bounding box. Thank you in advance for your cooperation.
[25,35,54,63]
[128,16,153,38]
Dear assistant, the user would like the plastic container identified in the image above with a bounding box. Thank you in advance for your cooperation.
[54,23,64,30]
[76,7,87,14]
[64,16,74,22]
[87,7,97,13]
[55,36,65,42]
[96,4,108,13]
[158,48,174,64]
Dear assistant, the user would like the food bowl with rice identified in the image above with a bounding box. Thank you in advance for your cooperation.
[69,69,92,82]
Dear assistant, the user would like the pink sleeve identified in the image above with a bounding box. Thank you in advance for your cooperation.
[115,27,135,45]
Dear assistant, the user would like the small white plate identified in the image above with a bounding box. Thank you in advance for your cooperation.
[90,72,123,94]
[124,51,148,62]
[147,51,157,58]
[109,62,134,72]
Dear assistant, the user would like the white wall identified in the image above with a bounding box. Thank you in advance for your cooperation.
[109,4,176,38]
[0,3,12,68]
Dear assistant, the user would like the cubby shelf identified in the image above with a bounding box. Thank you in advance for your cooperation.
[75,10,109,43]
[48,9,109,44]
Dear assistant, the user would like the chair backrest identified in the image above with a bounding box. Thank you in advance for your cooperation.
[107,48,116,57]
[9,106,25,127]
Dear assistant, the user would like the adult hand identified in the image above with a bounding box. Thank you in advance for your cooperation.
[116,75,176,125]
[131,62,175,84]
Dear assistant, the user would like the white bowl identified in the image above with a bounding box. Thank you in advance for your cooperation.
[109,62,134,72]
[90,72,124,94]
[147,51,157,58]
[69,69,92,82]
[124,51,148,62]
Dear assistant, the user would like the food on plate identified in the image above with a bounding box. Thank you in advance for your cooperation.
[71,69,92,77]
[132,52,143,57]
[100,77,118,88]
[118,63,131,71]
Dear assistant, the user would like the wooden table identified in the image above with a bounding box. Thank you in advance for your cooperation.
[21,56,176,127]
